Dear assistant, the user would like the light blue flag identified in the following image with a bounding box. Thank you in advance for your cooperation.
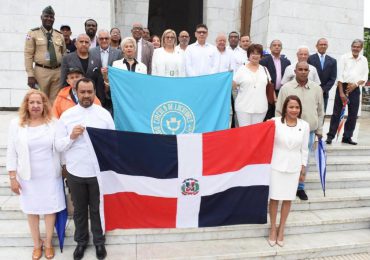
[108,67,232,134]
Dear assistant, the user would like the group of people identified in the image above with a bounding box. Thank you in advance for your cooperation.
[8,4,368,259]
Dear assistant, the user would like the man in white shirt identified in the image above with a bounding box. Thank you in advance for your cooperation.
[184,24,217,76]
[56,78,115,260]
[281,46,321,85]
[227,31,247,71]
[326,39,369,145]
[175,30,190,54]
[215,33,236,73]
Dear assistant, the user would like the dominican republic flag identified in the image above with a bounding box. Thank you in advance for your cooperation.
[108,67,232,134]
[86,121,275,231]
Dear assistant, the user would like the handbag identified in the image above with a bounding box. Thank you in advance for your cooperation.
[263,66,275,105]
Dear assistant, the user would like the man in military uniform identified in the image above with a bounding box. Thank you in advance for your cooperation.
[24,6,66,103]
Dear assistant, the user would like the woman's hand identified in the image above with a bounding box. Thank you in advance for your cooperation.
[10,178,21,195]
[299,165,306,182]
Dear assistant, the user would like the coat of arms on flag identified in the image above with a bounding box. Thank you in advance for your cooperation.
[86,121,275,231]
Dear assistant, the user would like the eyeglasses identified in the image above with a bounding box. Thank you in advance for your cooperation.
[196,31,207,34]
[165,36,175,39]
[132,27,143,31]
[99,37,109,41]
[180,35,189,38]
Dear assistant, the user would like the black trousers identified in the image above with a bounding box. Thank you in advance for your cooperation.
[327,84,360,139]
[67,172,105,246]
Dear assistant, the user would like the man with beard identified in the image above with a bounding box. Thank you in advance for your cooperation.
[131,23,154,74]
[175,30,190,54]
[56,78,114,260]
[24,6,66,104]
[85,19,99,49]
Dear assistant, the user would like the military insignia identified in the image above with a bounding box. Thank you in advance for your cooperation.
[25,34,31,40]
[181,178,199,196]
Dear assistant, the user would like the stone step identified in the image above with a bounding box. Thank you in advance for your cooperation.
[307,155,370,172]
[0,229,369,259]
[1,204,370,247]
[311,252,370,260]
[2,187,370,219]
[319,145,370,156]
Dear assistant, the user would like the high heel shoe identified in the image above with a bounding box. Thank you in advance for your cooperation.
[268,239,276,247]
[277,240,284,247]
[32,240,44,260]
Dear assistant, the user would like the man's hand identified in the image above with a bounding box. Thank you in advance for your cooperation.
[70,125,85,140]
[345,83,357,95]
[339,92,347,105]
[315,133,323,140]
[27,77,38,89]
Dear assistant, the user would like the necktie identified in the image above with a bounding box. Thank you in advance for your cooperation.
[47,32,57,67]
[320,54,324,70]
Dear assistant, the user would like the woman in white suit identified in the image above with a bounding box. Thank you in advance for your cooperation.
[112,36,147,74]
[268,95,309,247]
[6,89,65,259]
[152,29,185,77]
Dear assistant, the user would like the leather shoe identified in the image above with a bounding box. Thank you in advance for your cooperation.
[326,137,332,144]
[296,190,308,200]
[96,245,107,260]
[342,138,357,145]
[73,245,86,260]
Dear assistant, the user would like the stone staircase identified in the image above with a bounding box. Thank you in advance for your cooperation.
[0,112,370,259]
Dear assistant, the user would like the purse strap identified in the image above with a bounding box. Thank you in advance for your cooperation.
[262,66,270,82]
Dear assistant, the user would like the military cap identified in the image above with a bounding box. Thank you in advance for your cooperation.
[42,6,55,15]
[60,25,71,31]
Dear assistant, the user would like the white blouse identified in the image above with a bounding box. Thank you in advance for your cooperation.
[233,65,271,114]
[152,47,185,77]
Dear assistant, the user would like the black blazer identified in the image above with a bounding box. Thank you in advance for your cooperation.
[260,54,291,88]
[308,53,337,96]
[60,51,101,87]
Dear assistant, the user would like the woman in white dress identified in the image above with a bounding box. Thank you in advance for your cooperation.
[6,90,65,259]
[152,29,185,77]
[233,44,272,126]
[268,95,309,247]
[112,36,147,74]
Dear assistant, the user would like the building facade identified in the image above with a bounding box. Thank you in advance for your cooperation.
[0,0,364,109]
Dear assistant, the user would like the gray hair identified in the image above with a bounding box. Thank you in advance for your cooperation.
[97,29,110,37]
[121,36,137,51]
[352,39,364,47]
[76,33,91,42]
[297,45,310,53]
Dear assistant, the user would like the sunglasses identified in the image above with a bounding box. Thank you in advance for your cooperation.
[196,31,207,34]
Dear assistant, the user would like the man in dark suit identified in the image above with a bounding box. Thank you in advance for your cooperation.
[90,29,123,112]
[60,34,101,89]
[260,39,291,119]
[131,23,154,74]
[308,38,337,111]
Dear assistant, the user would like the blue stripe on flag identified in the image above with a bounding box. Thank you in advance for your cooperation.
[87,127,178,179]
[198,186,269,227]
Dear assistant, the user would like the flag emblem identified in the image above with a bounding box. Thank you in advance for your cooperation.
[151,101,196,134]
[181,178,200,195]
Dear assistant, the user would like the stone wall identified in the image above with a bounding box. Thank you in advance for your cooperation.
[0,0,111,107]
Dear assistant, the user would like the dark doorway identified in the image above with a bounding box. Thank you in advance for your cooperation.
[148,0,203,43]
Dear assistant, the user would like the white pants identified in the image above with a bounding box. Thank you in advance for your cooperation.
[236,111,266,126]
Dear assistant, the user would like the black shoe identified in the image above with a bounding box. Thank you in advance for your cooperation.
[342,138,357,145]
[96,245,107,260]
[326,137,332,144]
[296,190,308,200]
[73,245,87,260]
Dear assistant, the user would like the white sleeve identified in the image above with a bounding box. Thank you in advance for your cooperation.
[301,121,310,166]
[6,119,18,172]
[55,118,75,152]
